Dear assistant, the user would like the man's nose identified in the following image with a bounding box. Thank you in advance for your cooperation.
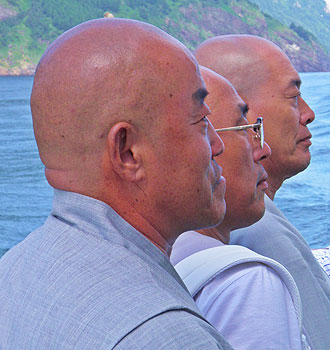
[254,140,271,162]
[299,97,315,126]
[208,119,225,158]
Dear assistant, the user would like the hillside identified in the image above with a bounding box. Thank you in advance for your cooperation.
[249,0,330,53]
[1,0,330,75]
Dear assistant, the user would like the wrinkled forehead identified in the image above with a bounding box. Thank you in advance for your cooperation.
[206,71,244,109]
[158,53,206,111]
[159,47,200,84]
[199,76,245,132]
[264,48,301,90]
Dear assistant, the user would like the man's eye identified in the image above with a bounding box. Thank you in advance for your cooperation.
[292,92,301,104]
[195,116,208,124]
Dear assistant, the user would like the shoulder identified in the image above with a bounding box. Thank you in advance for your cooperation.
[229,203,300,249]
[115,308,233,349]
[174,244,294,298]
[0,222,211,348]
[195,263,302,350]
[196,261,287,303]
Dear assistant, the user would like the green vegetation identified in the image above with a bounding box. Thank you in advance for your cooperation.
[290,23,317,44]
[264,13,286,32]
[0,0,328,73]
[249,0,330,52]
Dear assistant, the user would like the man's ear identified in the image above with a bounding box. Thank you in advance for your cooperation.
[107,122,145,182]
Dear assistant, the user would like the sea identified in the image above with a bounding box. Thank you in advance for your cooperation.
[0,73,329,257]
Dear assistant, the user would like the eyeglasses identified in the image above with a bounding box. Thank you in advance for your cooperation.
[215,117,264,149]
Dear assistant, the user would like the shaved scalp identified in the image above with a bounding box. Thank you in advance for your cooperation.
[195,35,286,99]
[30,18,222,252]
[199,66,240,116]
[31,18,195,173]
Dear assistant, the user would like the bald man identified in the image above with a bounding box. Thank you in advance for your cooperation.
[0,19,232,349]
[196,35,330,349]
[171,67,303,349]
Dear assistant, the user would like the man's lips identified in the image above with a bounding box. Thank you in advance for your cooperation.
[297,132,312,145]
[216,175,226,187]
[298,136,312,147]
[257,171,268,190]
[214,163,226,188]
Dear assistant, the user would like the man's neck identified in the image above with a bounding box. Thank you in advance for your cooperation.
[266,187,276,200]
[108,199,173,257]
[265,175,283,200]
[262,158,290,200]
[197,225,230,245]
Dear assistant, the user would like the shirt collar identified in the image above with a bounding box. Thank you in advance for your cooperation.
[51,189,186,287]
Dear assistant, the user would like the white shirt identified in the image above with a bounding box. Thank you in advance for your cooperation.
[171,231,302,350]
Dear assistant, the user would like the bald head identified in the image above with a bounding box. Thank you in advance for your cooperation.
[197,66,271,239]
[196,35,315,197]
[31,18,197,191]
[195,35,287,99]
[30,18,226,248]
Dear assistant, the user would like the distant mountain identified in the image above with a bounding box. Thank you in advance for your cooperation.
[249,0,330,53]
[1,0,330,75]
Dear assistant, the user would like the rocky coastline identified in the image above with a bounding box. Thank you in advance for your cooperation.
[0,64,36,76]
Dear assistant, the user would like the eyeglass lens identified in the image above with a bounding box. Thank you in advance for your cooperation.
[255,117,264,149]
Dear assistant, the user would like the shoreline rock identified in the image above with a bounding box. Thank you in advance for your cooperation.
[0,64,36,76]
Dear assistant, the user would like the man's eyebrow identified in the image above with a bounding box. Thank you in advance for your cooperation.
[235,103,249,125]
[192,88,209,104]
[289,79,301,89]
[240,103,249,116]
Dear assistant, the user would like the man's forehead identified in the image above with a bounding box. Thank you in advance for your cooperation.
[268,53,301,89]
[276,69,301,94]
[210,90,247,127]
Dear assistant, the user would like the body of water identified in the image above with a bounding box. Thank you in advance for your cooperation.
[0,73,329,256]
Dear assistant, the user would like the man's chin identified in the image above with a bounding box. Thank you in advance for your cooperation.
[243,197,266,228]
[284,149,311,180]
[293,150,311,174]
[251,202,266,226]
[203,201,226,229]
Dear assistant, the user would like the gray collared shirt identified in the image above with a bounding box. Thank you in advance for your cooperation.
[231,195,330,350]
[0,189,232,349]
